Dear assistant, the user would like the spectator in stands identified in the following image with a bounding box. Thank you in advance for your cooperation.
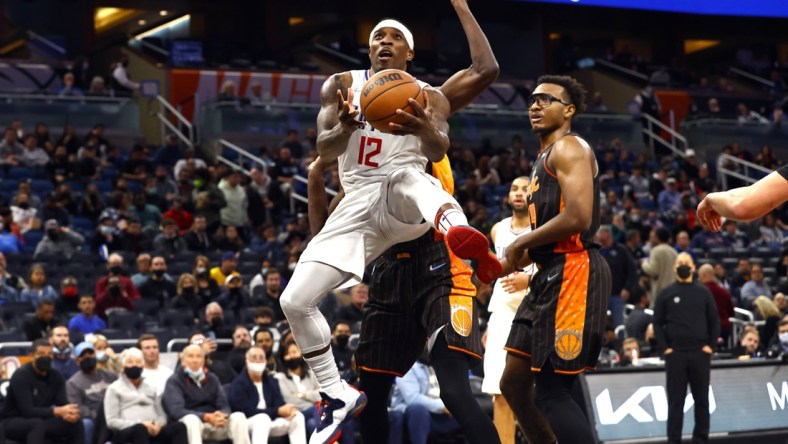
[721,220,749,249]
[48,145,75,184]
[768,319,788,358]
[775,293,787,317]
[111,54,140,96]
[732,329,761,358]
[758,212,784,249]
[0,128,23,166]
[216,225,245,253]
[691,163,716,196]
[741,264,772,309]
[119,217,153,254]
[12,192,40,232]
[56,124,80,155]
[163,196,193,234]
[154,135,184,171]
[249,263,274,298]
[122,145,154,183]
[211,252,240,286]
[34,219,85,260]
[587,91,610,113]
[247,166,286,229]
[642,227,678,307]
[66,341,116,444]
[0,273,19,301]
[0,339,84,443]
[658,177,682,214]
[753,295,782,345]
[457,175,486,209]
[149,166,177,210]
[95,275,134,320]
[619,338,641,366]
[174,148,206,179]
[732,258,751,290]
[57,276,80,314]
[68,295,106,335]
[249,224,286,266]
[736,103,769,124]
[139,333,174,396]
[89,333,122,373]
[274,341,323,435]
[20,134,49,167]
[229,345,307,444]
[170,273,202,321]
[131,253,153,287]
[690,224,726,252]
[713,263,732,292]
[202,302,233,340]
[0,221,22,254]
[0,251,27,291]
[253,327,280,374]
[280,129,305,160]
[163,343,249,444]
[96,253,140,300]
[188,331,237,384]
[58,72,84,97]
[50,325,78,379]
[194,255,221,303]
[90,214,122,253]
[474,155,500,187]
[153,218,187,258]
[331,321,353,380]
[269,147,302,197]
[673,231,697,261]
[184,216,216,253]
[228,326,252,374]
[139,256,177,308]
[192,168,227,234]
[86,76,106,96]
[338,284,368,330]
[41,195,69,227]
[55,183,79,215]
[78,183,105,222]
[625,286,652,340]
[19,263,58,304]
[16,181,43,213]
[698,264,734,343]
[104,347,188,444]
[75,145,101,182]
[219,170,249,231]
[23,299,58,340]
[33,122,53,154]
[390,356,460,444]
[128,192,162,234]
[217,79,239,103]
[598,225,638,327]
[218,274,249,319]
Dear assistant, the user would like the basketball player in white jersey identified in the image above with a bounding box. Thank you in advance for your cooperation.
[279,18,502,444]
[483,177,535,444]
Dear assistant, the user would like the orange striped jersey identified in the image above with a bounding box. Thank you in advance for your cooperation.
[527,133,601,266]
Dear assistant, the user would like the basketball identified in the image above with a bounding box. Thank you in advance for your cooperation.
[360,69,425,132]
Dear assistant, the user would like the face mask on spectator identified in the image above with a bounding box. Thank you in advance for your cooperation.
[196,267,208,277]
[211,317,223,329]
[96,351,108,362]
[780,332,788,346]
[184,367,204,382]
[35,356,52,372]
[676,265,692,279]
[283,357,304,370]
[62,287,78,298]
[100,226,113,235]
[247,362,266,375]
[80,357,97,372]
[153,269,166,278]
[53,346,71,356]
[182,287,195,297]
[17,203,29,210]
[109,265,123,275]
[123,366,143,379]
[335,334,350,348]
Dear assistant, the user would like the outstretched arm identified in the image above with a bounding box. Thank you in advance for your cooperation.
[697,168,788,230]
[316,73,364,163]
[439,0,500,114]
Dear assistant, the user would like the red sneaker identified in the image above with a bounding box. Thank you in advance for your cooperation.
[446,225,502,284]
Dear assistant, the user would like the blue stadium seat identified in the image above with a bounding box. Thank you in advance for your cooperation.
[65,180,85,194]
[1,302,35,328]
[6,167,34,180]
[100,328,131,340]
[133,298,161,318]
[95,180,113,194]
[23,231,44,253]
[107,311,145,332]
[0,179,19,192]
[70,217,95,232]
[29,179,53,195]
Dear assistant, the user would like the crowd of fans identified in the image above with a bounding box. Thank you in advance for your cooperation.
[0,113,785,443]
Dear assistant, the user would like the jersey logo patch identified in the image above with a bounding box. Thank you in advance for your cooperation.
[450,296,474,337]
[555,329,582,360]
[429,262,448,271]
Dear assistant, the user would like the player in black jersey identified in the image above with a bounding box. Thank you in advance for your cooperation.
[499,75,611,444]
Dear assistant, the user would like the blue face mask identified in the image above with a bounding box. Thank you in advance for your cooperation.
[184,367,204,386]
[96,351,108,362]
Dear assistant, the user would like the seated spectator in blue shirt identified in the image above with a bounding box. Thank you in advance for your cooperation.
[50,325,79,380]
[673,231,698,262]
[228,346,306,444]
[58,72,84,97]
[128,192,162,233]
[19,264,59,305]
[741,264,772,309]
[390,359,460,444]
[68,295,106,334]
[0,228,22,253]
[690,225,726,252]
[657,177,682,213]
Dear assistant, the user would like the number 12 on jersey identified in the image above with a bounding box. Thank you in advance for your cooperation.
[357,136,382,167]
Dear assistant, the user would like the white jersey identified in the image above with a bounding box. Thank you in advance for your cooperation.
[489,217,535,313]
[339,69,430,194]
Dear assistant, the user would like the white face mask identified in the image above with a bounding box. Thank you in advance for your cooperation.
[779,332,788,345]
[247,362,266,375]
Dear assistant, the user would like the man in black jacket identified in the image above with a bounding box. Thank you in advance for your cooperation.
[597,225,639,327]
[23,300,58,341]
[0,339,84,443]
[228,346,306,444]
[653,252,720,444]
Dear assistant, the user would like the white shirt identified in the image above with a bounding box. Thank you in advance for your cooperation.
[489,217,535,313]
[254,381,267,409]
[142,365,174,396]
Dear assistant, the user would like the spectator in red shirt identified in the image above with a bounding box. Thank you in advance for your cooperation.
[698,263,734,344]
[162,196,194,234]
[95,275,134,320]
[95,253,140,301]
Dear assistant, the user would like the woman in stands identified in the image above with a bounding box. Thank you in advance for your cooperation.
[19,264,58,305]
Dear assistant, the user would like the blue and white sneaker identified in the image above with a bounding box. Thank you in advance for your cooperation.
[308,381,368,444]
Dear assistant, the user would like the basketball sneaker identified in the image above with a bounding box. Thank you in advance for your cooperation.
[446,225,502,284]
[309,381,368,444]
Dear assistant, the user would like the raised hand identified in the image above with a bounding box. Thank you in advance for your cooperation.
[337,89,364,130]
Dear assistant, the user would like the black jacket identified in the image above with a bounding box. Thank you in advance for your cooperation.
[228,368,285,420]
[0,363,67,419]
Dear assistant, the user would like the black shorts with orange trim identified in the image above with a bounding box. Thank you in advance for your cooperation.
[505,248,611,374]
[355,230,482,377]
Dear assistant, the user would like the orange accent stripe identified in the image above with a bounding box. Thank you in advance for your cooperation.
[543,155,557,178]
[553,367,592,375]
[504,347,531,358]
[358,366,404,378]
[530,367,542,372]
[447,345,482,360]
[554,194,583,253]
[554,251,590,360]
[443,237,477,297]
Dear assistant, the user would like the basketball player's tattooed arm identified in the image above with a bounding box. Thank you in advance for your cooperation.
[316,72,364,163]
[505,137,595,268]
[389,88,451,162]
[439,0,499,114]
[307,157,345,236]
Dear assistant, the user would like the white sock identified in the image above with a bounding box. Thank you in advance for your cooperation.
[436,208,468,236]
[304,350,344,398]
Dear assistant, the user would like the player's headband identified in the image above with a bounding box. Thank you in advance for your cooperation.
[369,19,414,50]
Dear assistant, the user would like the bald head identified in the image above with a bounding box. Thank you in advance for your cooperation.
[697,264,715,283]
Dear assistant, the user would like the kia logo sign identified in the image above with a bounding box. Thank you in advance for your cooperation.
[595,386,716,424]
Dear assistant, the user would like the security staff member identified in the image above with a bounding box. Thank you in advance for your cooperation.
[653,252,720,444]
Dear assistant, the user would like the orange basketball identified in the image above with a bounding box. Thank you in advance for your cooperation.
[360,69,425,132]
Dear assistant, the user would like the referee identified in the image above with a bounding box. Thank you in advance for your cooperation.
[653,252,720,444]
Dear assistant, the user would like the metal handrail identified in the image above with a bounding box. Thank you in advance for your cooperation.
[734,307,755,322]
[166,338,232,352]
[219,139,267,170]
[642,114,688,160]
[729,66,775,88]
[717,154,773,190]
[0,93,132,103]
[314,43,361,66]
[594,58,649,81]
[0,338,139,352]
[150,94,194,148]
